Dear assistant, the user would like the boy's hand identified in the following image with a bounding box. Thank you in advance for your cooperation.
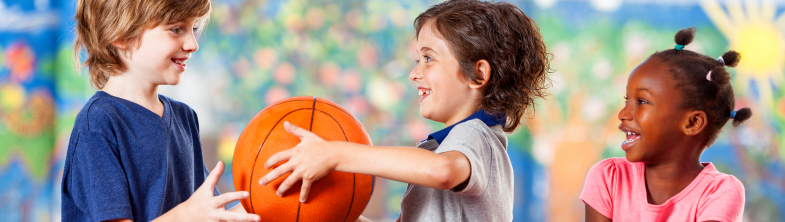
[259,121,338,203]
[178,161,260,222]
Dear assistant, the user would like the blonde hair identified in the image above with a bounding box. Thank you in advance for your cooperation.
[74,0,211,89]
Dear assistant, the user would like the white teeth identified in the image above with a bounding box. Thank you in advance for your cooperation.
[623,131,639,136]
[419,89,432,96]
[419,90,424,96]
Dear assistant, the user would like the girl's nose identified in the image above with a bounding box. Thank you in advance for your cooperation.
[618,103,632,121]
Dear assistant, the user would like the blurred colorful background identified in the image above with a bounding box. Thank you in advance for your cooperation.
[1,0,784,221]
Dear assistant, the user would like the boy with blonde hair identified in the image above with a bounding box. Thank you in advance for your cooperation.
[62,0,259,221]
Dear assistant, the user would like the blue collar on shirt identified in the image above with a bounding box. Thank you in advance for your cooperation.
[425,110,506,144]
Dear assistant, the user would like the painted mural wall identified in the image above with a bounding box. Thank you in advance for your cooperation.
[0,0,783,221]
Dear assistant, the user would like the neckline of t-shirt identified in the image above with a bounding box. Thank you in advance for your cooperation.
[639,162,715,210]
[96,91,172,128]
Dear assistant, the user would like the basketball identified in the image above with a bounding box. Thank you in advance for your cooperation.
[232,96,375,222]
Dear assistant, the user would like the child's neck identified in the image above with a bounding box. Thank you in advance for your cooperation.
[442,102,482,128]
[102,73,164,117]
[643,143,705,205]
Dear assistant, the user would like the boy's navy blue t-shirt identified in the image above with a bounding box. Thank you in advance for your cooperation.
[62,91,214,221]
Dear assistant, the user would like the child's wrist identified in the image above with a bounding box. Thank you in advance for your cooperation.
[326,141,344,171]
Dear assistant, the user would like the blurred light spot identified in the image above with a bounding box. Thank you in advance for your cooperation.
[265,86,290,105]
[273,62,296,85]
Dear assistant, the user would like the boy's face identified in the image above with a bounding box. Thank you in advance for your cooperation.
[409,22,476,126]
[116,17,201,86]
[618,58,688,163]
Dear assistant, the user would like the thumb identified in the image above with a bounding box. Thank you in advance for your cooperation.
[199,161,224,194]
[284,121,309,138]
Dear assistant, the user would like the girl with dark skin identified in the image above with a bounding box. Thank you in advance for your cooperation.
[583,27,750,222]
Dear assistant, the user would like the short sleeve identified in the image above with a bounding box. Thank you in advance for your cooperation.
[435,122,492,197]
[64,131,133,221]
[580,159,617,219]
[696,176,745,222]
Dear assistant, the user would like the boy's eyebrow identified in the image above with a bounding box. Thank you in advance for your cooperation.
[419,47,438,55]
[636,88,650,92]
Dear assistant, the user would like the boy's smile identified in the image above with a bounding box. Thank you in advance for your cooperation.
[172,57,189,71]
[116,17,201,86]
[409,21,480,126]
[417,87,432,103]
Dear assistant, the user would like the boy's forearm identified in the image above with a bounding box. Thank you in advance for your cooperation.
[330,141,470,190]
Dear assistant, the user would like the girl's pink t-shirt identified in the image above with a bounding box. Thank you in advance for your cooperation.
[580,158,745,222]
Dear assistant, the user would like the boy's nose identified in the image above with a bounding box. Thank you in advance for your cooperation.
[183,34,199,52]
[409,63,423,81]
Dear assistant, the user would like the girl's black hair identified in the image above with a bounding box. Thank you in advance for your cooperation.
[650,27,752,144]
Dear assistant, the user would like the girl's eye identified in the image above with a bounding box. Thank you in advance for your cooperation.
[415,59,420,64]
[171,27,182,34]
[193,26,199,32]
[425,55,433,62]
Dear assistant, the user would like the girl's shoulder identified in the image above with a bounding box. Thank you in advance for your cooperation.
[586,157,642,182]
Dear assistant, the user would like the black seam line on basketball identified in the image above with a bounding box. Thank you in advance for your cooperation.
[316,100,377,214]
[296,109,353,221]
[297,98,317,222]
[309,97,316,131]
[342,174,356,222]
[254,98,314,118]
[248,108,312,214]
[315,101,365,129]
[311,109,354,222]
[296,202,302,222]
[315,101,372,145]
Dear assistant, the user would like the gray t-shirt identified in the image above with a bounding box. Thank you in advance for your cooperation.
[399,119,514,221]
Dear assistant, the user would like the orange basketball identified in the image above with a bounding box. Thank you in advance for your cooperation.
[233,96,375,222]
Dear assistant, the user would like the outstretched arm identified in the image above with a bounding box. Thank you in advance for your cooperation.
[259,121,471,202]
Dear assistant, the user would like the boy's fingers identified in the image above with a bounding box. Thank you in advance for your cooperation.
[259,162,293,186]
[276,170,302,197]
[200,161,224,193]
[299,180,312,202]
[265,150,293,169]
[284,121,310,139]
[213,191,250,207]
[209,211,260,222]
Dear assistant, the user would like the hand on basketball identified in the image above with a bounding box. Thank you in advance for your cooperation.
[179,161,261,222]
[259,121,338,203]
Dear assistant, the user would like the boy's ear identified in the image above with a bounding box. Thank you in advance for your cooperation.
[111,40,127,50]
[682,110,707,136]
[470,60,491,89]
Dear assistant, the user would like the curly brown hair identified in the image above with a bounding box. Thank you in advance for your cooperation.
[414,0,553,133]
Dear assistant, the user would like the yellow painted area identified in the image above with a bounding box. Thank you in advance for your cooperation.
[218,135,238,162]
[733,22,784,74]
[0,84,27,110]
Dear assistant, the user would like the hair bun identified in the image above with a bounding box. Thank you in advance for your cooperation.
[675,27,696,46]
[721,50,741,67]
[708,67,731,85]
[732,107,752,127]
